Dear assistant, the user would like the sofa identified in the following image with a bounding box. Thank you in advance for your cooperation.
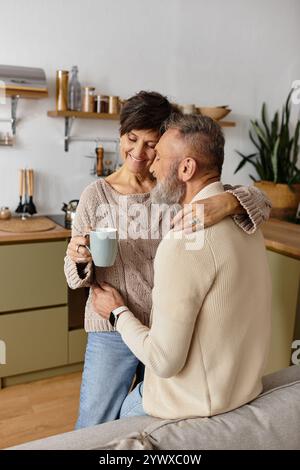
[8,365,300,450]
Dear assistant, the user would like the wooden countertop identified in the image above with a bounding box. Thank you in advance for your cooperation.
[0,218,71,244]
[0,216,299,260]
[261,218,300,260]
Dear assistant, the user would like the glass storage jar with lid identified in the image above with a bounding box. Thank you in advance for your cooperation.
[82,86,95,112]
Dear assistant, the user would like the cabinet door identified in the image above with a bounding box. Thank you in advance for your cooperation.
[265,251,300,374]
[0,306,68,377]
[68,329,87,364]
[0,241,67,312]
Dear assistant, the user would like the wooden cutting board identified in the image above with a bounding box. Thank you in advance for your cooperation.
[0,217,56,233]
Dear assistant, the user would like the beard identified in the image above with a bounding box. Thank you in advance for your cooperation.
[150,161,186,205]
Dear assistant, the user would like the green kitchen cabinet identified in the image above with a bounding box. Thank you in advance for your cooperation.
[265,250,300,374]
[0,240,67,312]
[0,239,75,384]
[0,306,68,378]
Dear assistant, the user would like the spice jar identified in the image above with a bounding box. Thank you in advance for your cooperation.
[82,87,95,112]
[0,207,11,220]
[95,95,109,113]
[56,70,69,111]
[94,95,101,113]
[108,96,120,114]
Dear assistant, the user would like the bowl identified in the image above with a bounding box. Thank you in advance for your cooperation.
[197,107,231,120]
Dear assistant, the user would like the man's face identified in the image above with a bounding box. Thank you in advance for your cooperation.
[150,129,187,205]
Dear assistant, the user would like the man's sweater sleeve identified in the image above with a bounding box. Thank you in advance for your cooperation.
[64,184,94,289]
[224,184,272,234]
[117,234,216,378]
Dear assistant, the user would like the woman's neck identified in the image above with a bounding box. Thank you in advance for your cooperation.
[105,165,156,194]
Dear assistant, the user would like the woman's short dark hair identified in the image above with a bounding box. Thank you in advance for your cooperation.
[120,90,182,136]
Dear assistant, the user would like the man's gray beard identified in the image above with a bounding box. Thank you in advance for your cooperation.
[150,163,186,205]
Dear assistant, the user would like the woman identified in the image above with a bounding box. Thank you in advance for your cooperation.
[64,91,271,429]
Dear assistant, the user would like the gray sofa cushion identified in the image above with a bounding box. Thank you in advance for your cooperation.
[8,365,300,450]
[140,365,300,450]
[8,415,159,450]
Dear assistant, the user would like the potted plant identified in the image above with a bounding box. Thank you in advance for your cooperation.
[235,91,300,220]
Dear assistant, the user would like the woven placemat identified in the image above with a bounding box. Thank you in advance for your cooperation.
[0,217,56,233]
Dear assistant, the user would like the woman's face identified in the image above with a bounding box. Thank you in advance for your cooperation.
[120,129,159,175]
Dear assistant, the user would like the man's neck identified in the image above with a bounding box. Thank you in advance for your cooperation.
[181,174,220,204]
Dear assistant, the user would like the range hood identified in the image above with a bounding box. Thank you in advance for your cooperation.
[0,64,48,99]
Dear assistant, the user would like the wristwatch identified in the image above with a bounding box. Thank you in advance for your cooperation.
[109,306,128,328]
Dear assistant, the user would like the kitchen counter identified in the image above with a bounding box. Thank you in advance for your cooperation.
[0,218,71,244]
[0,217,299,257]
[261,218,300,261]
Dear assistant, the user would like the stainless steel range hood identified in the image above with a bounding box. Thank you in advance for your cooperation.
[0,64,48,99]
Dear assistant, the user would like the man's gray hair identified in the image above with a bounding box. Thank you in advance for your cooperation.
[164,114,225,174]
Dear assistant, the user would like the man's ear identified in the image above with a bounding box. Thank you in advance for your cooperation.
[179,158,198,182]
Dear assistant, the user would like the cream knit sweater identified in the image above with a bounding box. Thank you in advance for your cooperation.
[117,182,272,419]
[64,179,271,332]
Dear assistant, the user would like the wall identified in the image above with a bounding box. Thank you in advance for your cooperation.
[0,0,299,214]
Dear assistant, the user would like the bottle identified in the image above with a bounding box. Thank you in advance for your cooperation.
[56,70,69,111]
[68,66,82,111]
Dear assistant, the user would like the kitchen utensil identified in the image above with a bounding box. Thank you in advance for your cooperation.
[27,168,37,215]
[96,146,104,177]
[15,168,24,213]
[22,169,30,215]
[197,107,231,120]
[62,199,79,229]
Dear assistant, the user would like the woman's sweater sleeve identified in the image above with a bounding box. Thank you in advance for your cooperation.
[224,184,272,234]
[64,184,95,289]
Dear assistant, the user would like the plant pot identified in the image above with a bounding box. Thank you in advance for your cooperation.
[254,181,300,220]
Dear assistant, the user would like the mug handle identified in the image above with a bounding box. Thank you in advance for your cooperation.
[78,244,91,254]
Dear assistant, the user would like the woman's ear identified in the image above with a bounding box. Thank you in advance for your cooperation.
[179,158,198,182]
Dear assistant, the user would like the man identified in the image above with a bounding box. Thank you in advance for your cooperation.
[92,114,272,420]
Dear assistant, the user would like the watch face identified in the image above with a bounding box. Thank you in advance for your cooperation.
[109,311,116,327]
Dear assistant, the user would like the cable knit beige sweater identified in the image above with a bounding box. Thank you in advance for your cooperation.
[64,179,271,332]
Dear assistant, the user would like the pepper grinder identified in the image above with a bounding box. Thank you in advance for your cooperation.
[96,146,104,177]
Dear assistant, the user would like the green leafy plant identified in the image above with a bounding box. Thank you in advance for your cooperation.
[235,91,300,185]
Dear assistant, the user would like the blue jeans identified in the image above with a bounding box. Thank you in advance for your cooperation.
[75,332,145,429]
[120,381,147,418]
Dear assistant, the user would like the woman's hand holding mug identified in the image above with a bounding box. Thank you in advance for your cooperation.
[67,226,92,264]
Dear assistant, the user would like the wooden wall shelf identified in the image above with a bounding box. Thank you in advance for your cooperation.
[47,110,119,120]
[47,110,236,151]
[219,121,236,127]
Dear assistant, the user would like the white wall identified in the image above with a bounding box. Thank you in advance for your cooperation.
[0,0,299,214]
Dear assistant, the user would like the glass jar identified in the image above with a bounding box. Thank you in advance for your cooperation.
[82,87,95,112]
[94,95,109,113]
[108,96,120,114]
[94,95,101,113]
